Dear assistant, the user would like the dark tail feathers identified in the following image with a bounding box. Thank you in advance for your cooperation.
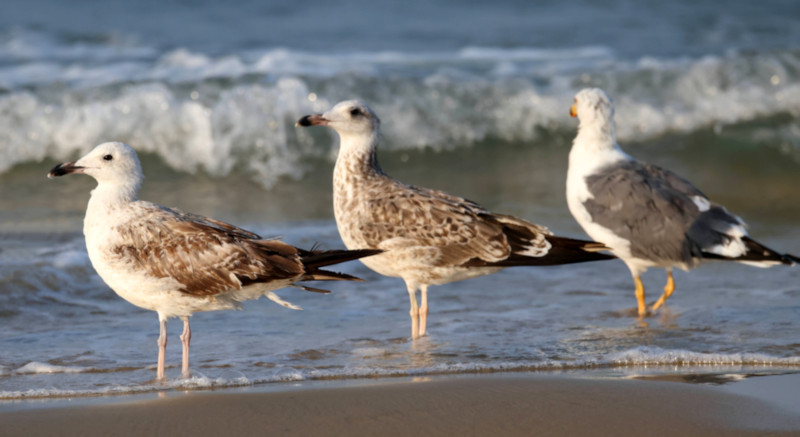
[516,235,616,266]
[300,248,383,284]
[704,236,797,266]
[465,236,615,267]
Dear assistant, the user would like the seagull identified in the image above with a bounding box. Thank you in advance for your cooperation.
[47,142,380,381]
[297,100,615,340]
[567,88,799,318]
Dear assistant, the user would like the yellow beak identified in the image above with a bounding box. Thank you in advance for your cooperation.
[569,104,577,118]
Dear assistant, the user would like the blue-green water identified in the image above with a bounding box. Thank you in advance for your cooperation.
[0,0,798,399]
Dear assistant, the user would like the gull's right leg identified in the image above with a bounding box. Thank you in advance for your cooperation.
[180,317,191,379]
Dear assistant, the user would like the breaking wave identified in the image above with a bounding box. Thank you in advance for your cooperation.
[1,29,799,186]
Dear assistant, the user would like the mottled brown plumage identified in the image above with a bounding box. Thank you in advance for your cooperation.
[346,174,557,269]
[298,100,614,339]
[48,141,380,380]
[108,204,358,297]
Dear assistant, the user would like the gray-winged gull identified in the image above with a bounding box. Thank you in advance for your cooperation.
[567,88,798,318]
[297,100,615,340]
[48,142,380,381]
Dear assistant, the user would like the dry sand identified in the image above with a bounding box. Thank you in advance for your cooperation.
[1,374,799,436]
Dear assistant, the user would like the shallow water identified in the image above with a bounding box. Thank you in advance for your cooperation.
[1,0,799,399]
[1,141,798,399]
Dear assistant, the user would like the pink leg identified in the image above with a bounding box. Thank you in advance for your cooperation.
[156,316,167,381]
[180,317,191,378]
[406,282,420,340]
[418,284,429,338]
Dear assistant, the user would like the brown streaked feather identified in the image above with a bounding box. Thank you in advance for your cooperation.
[110,204,309,296]
[172,209,262,240]
[352,179,557,267]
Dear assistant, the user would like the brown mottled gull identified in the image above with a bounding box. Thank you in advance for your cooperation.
[297,100,614,340]
[47,142,380,381]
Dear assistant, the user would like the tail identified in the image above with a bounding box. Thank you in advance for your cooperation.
[466,236,615,267]
[516,235,616,266]
[711,236,798,267]
[300,248,383,283]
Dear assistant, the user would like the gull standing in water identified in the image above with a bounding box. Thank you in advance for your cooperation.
[567,88,798,318]
[297,100,614,340]
[48,142,380,381]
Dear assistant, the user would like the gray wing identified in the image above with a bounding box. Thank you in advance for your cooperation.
[583,160,742,264]
[638,165,748,257]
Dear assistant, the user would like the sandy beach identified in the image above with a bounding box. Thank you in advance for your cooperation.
[2,373,799,437]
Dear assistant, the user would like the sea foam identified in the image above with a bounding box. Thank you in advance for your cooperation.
[15,362,91,375]
[2,37,799,186]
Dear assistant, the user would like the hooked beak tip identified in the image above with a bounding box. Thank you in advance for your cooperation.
[47,161,84,179]
[296,114,328,127]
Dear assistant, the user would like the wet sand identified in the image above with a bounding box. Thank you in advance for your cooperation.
[1,373,799,436]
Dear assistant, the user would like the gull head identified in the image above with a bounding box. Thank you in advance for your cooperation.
[296,100,380,140]
[570,88,615,128]
[48,141,144,192]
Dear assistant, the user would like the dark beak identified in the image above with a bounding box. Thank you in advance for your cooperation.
[295,114,329,127]
[47,161,85,179]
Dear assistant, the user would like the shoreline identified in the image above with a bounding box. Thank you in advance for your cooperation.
[1,372,799,436]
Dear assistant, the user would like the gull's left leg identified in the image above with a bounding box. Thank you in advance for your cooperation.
[418,284,429,338]
[650,269,675,312]
[405,282,420,340]
[180,317,191,378]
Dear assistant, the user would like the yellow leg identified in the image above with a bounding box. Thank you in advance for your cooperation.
[418,285,429,338]
[634,276,646,318]
[651,270,675,312]
[406,283,420,340]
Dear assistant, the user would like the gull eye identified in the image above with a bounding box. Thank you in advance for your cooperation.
[350,108,362,117]
[103,154,113,161]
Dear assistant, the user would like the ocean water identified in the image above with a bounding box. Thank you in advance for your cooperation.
[1,0,799,399]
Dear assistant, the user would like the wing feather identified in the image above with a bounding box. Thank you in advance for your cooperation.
[584,160,747,263]
[357,181,552,267]
[110,204,305,296]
